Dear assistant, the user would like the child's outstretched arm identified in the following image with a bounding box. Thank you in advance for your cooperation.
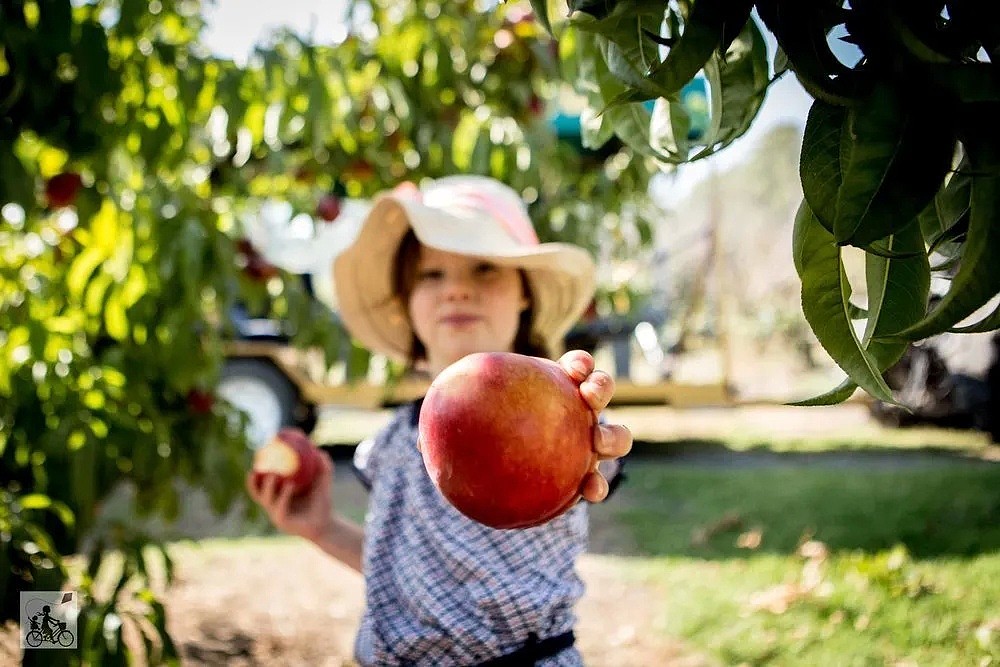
[246,454,364,573]
[557,350,633,503]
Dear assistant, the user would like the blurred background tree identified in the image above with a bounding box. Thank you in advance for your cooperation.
[0,0,659,662]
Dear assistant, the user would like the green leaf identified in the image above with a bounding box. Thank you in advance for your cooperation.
[834,85,956,247]
[0,142,35,208]
[38,0,74,61]
[104,288,130,341]
[792,214,928,404]
[792,201,895,403]
[788,378,858,406]
[67,247,106,301]
[117,0,147,37]
[605,101,685,164]
[18,494,75,527]
[85,272,114,317]
[800,100,846,232]
[927,210,969,256]
[860,234,924,260]
[934,160,973,231]
[950,300,1000,334]
[529,0,554,34]
[691,18,769,160]
[861,222,929,361]
[570,1,673,102]
[926,63,1000,104]
[70,438,97,537]
[451,113,480,171]
[569,0,615,20]
[772,45,789,76]
[644,0,756,101]
[648,96,691,159]
[580,105,618,151]
[16,493,52,511]
[848,303,869,320]
[892,171,1000,338]
[91,199,121,254]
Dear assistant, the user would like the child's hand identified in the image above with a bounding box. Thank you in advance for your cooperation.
[245,451,336,543]
[559,350,633,503]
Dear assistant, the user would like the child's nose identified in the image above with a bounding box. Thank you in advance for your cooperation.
[441,274,475,300]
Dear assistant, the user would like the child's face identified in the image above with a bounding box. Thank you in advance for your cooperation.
[407,245,528,376]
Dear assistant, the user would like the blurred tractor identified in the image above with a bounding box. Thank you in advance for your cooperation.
[869,331,999,442]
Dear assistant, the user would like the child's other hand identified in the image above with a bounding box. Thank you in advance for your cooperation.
[245,451,336,543]
[558,350,633,503]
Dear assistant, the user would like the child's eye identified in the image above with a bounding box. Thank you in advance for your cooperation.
[417,269,443,281]
[474,262,499,275]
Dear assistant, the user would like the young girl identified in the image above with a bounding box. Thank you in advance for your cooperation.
[247,175,632,666]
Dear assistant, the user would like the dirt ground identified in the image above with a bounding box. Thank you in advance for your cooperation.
[152,541,710,667]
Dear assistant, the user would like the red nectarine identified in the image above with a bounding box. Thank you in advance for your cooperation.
[418,352,596,529]
[316,194,342,222]
[251,428,323,496]
[45,172,83,208]
[186,389,215,415]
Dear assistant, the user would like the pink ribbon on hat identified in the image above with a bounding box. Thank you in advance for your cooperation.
[454,188,540,247]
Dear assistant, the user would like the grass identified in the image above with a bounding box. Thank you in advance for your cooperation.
[600,462,1000,558]
[590,457,1000,666]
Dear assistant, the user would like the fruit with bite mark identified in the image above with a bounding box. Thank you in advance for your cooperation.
[251,428,323,496]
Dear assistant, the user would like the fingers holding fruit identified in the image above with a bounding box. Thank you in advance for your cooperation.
[594,422,632,461]
[557,350,614,412]
[579,470,610,503]
[557,349,630,456]
[557,350,631,502]
[558,349,595,384]
[578,426,630,504]
[579,370,615,413]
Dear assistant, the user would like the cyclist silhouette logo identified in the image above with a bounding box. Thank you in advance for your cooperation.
[21,591,78,650]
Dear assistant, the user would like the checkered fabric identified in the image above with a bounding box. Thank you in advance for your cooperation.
[352,400,588,666]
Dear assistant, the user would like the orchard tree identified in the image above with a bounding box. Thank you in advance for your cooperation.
[0,0,657,662]
[540,0,1000,404]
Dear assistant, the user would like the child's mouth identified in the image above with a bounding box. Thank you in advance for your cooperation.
[441,315,480,326]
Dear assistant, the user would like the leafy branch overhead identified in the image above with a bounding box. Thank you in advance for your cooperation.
[0,0,655,662]
[537,0,1000,403]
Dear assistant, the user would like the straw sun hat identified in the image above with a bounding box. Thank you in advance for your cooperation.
[332,175,596,362]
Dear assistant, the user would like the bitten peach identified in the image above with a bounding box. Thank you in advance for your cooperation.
[251,428,323,496]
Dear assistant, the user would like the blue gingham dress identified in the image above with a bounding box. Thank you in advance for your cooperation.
[352,400,588,666]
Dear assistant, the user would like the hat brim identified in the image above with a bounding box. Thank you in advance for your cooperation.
[333,194,596,362]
